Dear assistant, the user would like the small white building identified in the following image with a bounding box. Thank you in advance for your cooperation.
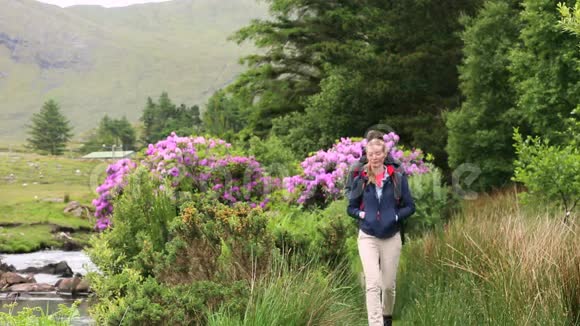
[81,151,135,159]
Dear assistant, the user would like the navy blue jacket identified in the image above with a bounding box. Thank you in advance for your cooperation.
[347,172,415,239]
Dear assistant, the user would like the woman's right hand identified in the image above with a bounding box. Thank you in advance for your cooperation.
[358,211,365,219]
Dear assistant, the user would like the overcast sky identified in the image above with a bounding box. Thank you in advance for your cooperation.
[36,0,174,8]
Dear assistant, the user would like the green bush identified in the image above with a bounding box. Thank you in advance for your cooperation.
[513,129,580,222]
[267,200,358,268]
[120,280,248,326]
[88,267,249,326]
[87,167,177,276]
[247,135,300,177]
[266,203,319,257]
[87,188,274,325]
[315,200,359,265]
[155,196,275,283]
[406,166,454,238]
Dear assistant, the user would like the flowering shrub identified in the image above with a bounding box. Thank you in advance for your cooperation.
[92,133,279,230]
[92,159,136,229]
[283,133,430,206]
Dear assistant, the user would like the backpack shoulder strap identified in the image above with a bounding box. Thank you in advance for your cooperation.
[391,171,403,203]
[358,169,369,210]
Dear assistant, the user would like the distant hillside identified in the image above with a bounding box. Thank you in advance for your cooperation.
[0,0,266,143]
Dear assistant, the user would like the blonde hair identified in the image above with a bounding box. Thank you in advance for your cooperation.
[364,138,387,186]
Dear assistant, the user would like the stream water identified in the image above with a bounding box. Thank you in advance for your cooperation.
[0,250,98,325]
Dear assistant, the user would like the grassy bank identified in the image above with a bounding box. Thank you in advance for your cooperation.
[0,152,103,253]
[395,190,579,325]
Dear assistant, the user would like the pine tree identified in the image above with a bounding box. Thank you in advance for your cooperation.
[80,115,136,154]
[141,97,157,144]
[26,100,73,155]
[114,116,137,150]
[202,90,245,139]
[190,105,202,132]
[140,93,202,144]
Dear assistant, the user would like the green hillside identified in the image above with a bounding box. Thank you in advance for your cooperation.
[0,0,266,143]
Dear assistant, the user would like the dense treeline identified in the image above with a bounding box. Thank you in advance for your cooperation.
[204,0,484,169]
[448,0,580,190]
[201,0,580,191]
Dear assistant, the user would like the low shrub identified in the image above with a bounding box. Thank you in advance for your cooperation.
[268,200,358,268]
[87,268,249,326]
[513,130,580,223]
[155,195,275,284]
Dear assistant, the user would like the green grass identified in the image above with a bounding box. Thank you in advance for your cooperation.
[0,184,95,207]
[0,225,62,253]
[0,152,103,203]
[0,152,102,184]
[0,152,106,253]
[0,201,93,228]
[0,200,94,254]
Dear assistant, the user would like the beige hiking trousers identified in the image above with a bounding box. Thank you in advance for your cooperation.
[357,229,402,326]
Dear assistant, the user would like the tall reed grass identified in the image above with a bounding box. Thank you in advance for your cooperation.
[395,190,579,325]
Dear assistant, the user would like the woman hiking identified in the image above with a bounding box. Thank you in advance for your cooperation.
[347,137,415,326]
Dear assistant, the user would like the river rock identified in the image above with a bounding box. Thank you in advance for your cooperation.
[43,198,64,203]
[0,261,16,273]
[63,201,91,219]
[55,274,90,293]
[8,283,55,292]
[62,239,84,251]
[0,272,35,288]
[18,261,73,277]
